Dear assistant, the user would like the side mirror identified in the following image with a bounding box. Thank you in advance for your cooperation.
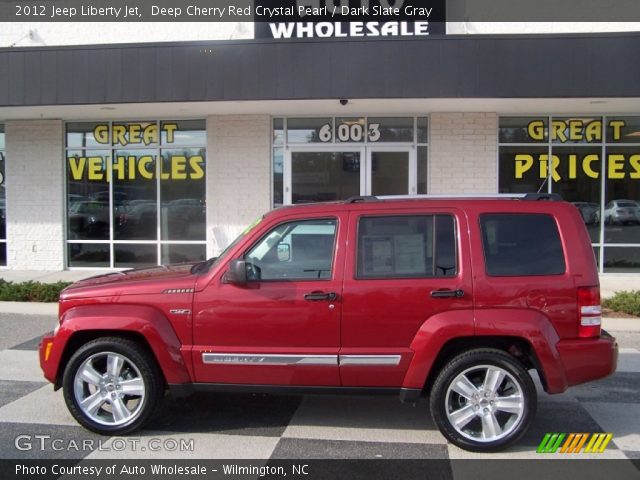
[225,259,247,284]
[277,243,291,262]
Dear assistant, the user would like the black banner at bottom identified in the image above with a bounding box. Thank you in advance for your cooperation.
[2,459,639,480]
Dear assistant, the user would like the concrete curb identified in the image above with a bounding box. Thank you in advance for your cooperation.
[603,317,640,332]
[0,302,57,315]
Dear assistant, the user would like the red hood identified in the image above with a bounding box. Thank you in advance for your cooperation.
[61,263,199,299]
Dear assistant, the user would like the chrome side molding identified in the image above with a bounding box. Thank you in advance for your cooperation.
[202,353,402,367]
[339,355,401,366]
[202,353,337,366]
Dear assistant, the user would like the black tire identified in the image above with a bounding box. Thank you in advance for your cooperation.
[429,348,537,452]
[62,337,164,435]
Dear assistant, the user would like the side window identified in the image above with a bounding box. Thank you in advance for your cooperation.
[356,215,457,279]
[480,213,565,276]
[245,218,337,281]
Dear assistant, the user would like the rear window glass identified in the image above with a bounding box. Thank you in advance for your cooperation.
[480,214,565,276]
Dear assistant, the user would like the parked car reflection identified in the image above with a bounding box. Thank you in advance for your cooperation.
[604,199,640,225]
[572,202,599,225]
[68,201,110,239]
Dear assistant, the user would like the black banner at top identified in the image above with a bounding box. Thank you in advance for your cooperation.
[0,0,639,22]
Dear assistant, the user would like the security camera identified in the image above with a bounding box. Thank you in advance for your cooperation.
[339,99,349,106]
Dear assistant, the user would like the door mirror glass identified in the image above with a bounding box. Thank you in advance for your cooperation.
[225,259,248,284]
[277,243,291,262]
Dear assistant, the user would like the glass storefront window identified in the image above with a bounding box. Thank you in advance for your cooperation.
[550,117,603,144]
[606,117,640,144]
[273,118,284,146]
[160,148,206,241]
[65,121,206,268]
[287,118,332,143]
[552,146,602,243]
[291,151,360,203]
[367,117,413,142]
[113,149,157,241]
[498,146,549,194]
[604,247,640,273]
[417,117,429,144]
[336,118,365,143]
[417,146,428,194]
[499,115,640,272]
[272,147,284,207]
[498,117,547,143]
[0,124,6,266]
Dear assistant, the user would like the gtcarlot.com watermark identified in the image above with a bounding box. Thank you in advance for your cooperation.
[14,434,194,453]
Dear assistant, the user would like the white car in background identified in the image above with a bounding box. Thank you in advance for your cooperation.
[603,199,640,225]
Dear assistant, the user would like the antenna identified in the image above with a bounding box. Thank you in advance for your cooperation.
[537,174,550,194]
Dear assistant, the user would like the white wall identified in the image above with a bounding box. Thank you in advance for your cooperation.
[5,120,65,270]
[429,113,498,194]
[0,22,253,47]
[447,22,640,34]
[206,115,271,256]
[2,21,638,48]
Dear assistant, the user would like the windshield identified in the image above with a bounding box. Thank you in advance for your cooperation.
[191,216,264,274]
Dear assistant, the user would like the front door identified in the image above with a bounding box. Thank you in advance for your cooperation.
[286,148,364,204]
[192,213,347,386]
[367,147,415,196]
[285,147,415,204]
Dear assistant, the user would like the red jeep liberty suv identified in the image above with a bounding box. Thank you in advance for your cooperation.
[39,194,618,451]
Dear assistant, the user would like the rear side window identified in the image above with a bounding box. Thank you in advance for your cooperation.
[356,215,457,279]
[480,214,565,276]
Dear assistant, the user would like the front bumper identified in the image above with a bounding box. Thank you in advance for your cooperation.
[39,332,60,385]
[556,330,618,388]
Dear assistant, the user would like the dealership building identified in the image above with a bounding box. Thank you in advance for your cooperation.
[0,23,640,274]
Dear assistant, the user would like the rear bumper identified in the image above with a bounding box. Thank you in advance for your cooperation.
[555,330,618,389]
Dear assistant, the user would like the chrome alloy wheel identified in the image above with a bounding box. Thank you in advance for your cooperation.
[73,352,146,427]
[445,364,525,443]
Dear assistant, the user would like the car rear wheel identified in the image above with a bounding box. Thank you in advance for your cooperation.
[62,337,163,435]
[429,348,536,451]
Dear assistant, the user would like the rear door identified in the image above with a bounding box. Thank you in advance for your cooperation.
[340,207,474,387]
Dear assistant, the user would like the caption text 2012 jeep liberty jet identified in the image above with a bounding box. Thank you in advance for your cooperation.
[40,194,618,451]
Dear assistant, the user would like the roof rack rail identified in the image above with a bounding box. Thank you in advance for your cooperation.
[369,193,565,201]
[345,196,380,203]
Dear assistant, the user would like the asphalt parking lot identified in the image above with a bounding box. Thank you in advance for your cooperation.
[0,310,639,471]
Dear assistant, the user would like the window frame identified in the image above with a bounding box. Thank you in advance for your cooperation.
[242,217,339,283]
[354,213,458,280]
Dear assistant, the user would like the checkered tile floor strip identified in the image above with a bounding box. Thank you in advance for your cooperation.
[0,314,639,463]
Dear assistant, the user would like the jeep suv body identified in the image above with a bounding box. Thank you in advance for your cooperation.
[39,195,617,451]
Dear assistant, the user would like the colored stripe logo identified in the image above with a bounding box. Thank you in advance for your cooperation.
[537,433,612,454]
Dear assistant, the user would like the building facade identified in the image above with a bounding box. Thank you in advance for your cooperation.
[0,29,639,273]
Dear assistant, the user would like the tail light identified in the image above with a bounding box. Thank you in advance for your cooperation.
[577,286,601,338]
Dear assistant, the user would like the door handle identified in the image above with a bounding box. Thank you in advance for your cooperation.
[430,289,464,299]
[304,291,337,301]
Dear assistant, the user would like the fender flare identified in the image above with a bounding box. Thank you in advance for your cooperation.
[474,308,567,393]
[54,304,192,385]
[403,308,568,393]
[403,309,475,389]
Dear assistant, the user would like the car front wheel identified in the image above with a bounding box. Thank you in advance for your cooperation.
[62,337,163,435]
[429,348,536,452]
